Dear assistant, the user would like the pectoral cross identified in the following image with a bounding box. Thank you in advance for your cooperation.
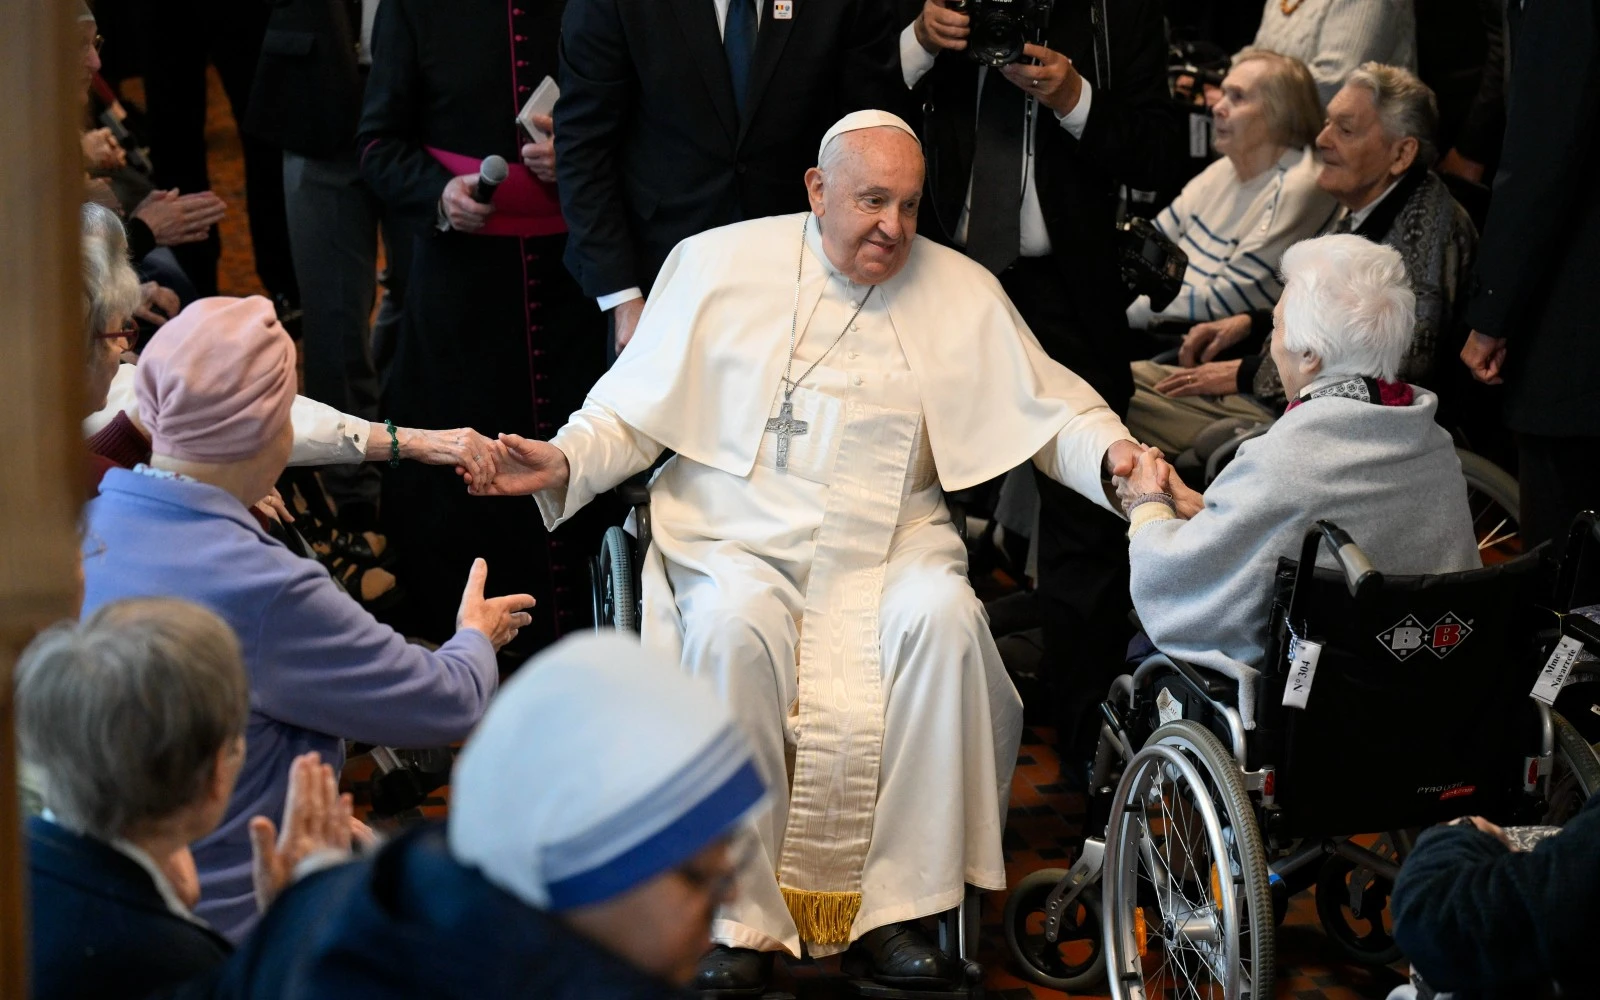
[763,398,809,471]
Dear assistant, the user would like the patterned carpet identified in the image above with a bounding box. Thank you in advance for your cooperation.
[172,66,1408,1000]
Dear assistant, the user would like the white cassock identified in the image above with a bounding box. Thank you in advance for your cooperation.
[535,212,1133,957]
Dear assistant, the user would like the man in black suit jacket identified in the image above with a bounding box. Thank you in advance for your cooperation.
[1460,0,1600,552]
[246,0,408,535]
[27,816,232,1000]
[905,0,1184,771]
[554,0,906,353]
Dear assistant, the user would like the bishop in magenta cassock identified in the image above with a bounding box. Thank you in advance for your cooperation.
[466,111,1142,989]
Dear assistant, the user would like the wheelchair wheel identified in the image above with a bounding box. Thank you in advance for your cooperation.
[594,526,639,633]
[1544,710,1600,825]
[1103,721,1274,1000]
[1313,840,1401,967]
[1003,868,1106,991]
[1457,449,1520,562]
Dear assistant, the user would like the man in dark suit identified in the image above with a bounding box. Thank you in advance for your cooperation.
[554,0,906,354]
[905,0,1184,772]
[1460,0,1600,552]
[129,0,298,306]
[246,0,410,536]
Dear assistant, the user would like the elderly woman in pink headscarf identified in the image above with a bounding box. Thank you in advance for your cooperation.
[79,296,535,943]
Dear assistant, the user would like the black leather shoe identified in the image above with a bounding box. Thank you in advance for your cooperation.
[853,922,956,988]
[693,946,769,997]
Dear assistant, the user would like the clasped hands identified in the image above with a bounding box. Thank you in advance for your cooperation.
[1109,442,1203,520]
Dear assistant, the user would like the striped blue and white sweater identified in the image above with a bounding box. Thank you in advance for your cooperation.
[1126,145,1339,329]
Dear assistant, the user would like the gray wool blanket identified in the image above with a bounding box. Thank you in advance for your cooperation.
[1129,388,1481,727]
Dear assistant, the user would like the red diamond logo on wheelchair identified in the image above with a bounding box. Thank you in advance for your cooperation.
[1378,612,1473,661]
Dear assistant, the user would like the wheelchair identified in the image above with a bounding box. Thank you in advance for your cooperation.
[1003,519,1600,998]
[590,475,984,999]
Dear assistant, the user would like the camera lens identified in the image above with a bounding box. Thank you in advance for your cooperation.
[969,9,1024,67]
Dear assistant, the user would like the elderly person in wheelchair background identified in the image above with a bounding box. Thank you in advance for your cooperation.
[1130,63,1476,461]
[1117,233,1481,726]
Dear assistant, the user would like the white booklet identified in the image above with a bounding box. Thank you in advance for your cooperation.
[516,76,560,144]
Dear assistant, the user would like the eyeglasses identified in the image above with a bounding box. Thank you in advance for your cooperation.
[676,832,759,905]
[93,320,138,342]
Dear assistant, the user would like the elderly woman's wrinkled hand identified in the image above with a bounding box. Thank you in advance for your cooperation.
[1114,446,1175,512]
[1169,470,1205,520]
[400,426,500,483]
[249,752,353,913]
[135,282,180,327]
[1178,315,1252,367]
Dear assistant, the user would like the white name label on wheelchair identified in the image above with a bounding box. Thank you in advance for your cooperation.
[1156,687,1183,725]
[1282,636,1323,709]
[1530,635,1585,706]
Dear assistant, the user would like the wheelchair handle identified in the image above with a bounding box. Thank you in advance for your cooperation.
[1287,521,1383,634]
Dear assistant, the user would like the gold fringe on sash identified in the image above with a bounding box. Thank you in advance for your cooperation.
[780,887,862,945]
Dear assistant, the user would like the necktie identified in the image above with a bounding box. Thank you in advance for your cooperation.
[1334,211,1355,234]
[724,0,757,116]
[965,70,1026,275]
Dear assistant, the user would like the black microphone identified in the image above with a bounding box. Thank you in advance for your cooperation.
[473,154,509,205]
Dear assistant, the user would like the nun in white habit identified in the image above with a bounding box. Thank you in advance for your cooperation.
[201,633,768,998]
[464,111,1142,988]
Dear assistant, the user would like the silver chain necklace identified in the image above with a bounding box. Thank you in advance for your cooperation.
[764,214,874,470]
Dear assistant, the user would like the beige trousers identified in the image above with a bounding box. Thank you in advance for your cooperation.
[1126,360,1276,456]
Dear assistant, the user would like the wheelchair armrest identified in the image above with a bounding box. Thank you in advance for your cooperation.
[1168,656,1237,702]
[616,474,652,508]
[1202,420,1271,486]
[1150,347,1181,365]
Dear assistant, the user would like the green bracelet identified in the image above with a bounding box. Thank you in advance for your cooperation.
[385,419,401,468]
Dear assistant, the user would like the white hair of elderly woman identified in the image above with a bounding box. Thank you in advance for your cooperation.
[1279,233,1416,382]
[81,201,142,341]
[14,598,249,841]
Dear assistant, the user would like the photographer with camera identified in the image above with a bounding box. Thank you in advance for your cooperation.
[902,0,1185,776]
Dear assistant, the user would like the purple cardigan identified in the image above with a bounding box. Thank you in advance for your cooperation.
[81,469,499,942]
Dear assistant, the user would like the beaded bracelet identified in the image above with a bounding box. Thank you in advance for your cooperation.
[1123,491,1175,514]
[385,419,401,468]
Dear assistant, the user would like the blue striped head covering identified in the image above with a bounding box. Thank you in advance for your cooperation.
[447,633,766,911]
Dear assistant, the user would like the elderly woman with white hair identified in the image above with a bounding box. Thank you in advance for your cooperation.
[1125,49,1338,331]
[1119,233,1480,726]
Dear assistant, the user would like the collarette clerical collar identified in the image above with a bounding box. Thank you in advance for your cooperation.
[804,214,862,288]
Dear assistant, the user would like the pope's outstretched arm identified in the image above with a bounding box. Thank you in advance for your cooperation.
[463,401,664,531]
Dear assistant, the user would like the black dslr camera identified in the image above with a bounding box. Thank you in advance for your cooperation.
[949,0,1054,67]
[1117,218,1188,311]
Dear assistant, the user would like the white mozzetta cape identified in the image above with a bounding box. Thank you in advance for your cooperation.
[586,212,1119,493]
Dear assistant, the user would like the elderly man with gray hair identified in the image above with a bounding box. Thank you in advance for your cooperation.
[19,598,352,1000]
[1131,62,1476,458]
[1117,233,1481,726]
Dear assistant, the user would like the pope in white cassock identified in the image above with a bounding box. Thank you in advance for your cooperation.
[466,110,1143,992]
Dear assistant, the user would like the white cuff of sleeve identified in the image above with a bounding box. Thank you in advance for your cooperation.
[597,287,643,312]
[1054,79,1093,139]
[1127,499,1177,539]
[899,23,937,89]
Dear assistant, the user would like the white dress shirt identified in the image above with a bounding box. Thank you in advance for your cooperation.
[1342,176,1402,232]
[898,25,1093,258]
[598,0,766,312]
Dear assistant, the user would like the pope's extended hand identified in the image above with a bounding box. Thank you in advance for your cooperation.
[461,433,570,497]
[1103,439,1143,478]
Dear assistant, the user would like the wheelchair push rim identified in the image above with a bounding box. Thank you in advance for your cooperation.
[1103,721,1274,1000]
